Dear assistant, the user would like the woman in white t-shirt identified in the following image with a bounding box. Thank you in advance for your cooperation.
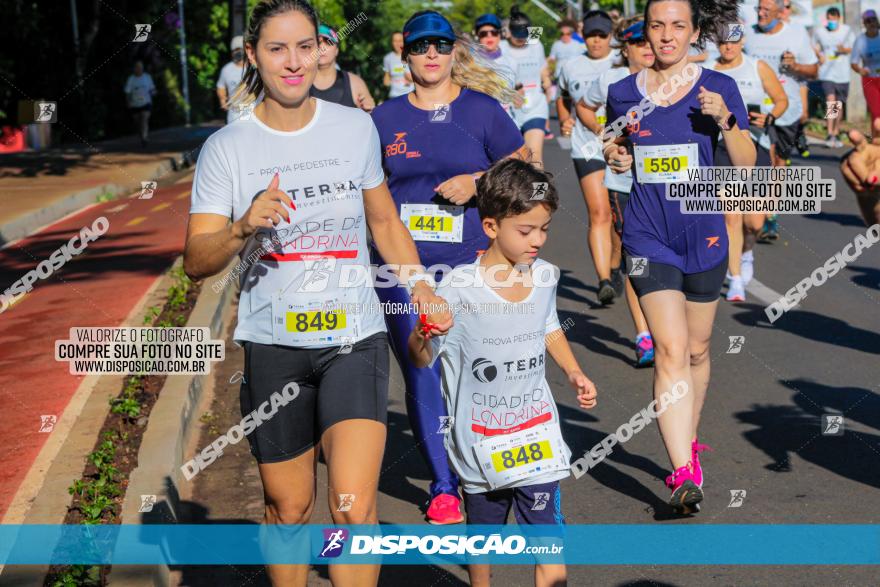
[581,16,655,367]
[709,27,787,303]
[383,31,414,98]
[556,10,616,306]
[124,61,156,146]
[184,1,448,584]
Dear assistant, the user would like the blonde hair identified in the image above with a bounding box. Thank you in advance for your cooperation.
[449,36,522,107]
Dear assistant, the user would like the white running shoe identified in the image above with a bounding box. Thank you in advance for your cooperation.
[727,276,746,302]
[740,253,754,286]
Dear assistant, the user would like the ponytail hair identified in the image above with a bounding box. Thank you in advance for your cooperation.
[643,0,739,48]
[452,37,521,106]
[229,0,320,109]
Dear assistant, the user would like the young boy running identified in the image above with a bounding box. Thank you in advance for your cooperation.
[409,158,598,587]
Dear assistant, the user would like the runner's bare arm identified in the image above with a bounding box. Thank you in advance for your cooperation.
[183,174,292,280]
[576,99,602,135]
[350,73,376,112]
[756,60,788,122]
[383,71,392,88]
[545,329,597,409]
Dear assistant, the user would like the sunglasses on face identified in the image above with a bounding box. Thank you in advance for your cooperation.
[587,32,611,39]
[407,38,455,55]
[477,29,500,39]
[626,38,648,46]
[560,30,572,36]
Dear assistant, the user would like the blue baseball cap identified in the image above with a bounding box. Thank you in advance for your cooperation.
[403,11,456,46]
[620,21,645,42]
[475,13,502,30]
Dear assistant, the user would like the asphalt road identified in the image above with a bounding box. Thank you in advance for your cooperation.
[182,131,880,586]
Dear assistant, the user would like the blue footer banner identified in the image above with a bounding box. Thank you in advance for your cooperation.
[2,524,879,565]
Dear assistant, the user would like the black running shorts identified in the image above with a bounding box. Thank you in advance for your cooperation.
[240,332,389,463]
[626,254,729,303]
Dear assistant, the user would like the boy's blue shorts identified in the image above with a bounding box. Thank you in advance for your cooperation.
[463,480,564,525]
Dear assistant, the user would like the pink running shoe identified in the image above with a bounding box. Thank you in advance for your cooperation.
[691,440,713,488]
[426,493,464,525]
[665,463,703,512]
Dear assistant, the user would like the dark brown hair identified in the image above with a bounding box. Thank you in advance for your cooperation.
[230,0,319,106]
[644,0,739,48]
[476,159,559,221]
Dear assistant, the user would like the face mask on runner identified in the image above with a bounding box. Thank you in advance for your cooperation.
[827,21,839,31]
[758,19,779,32]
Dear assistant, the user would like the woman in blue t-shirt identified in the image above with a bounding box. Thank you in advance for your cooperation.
[371,10,526,524]
[603,0,755,513]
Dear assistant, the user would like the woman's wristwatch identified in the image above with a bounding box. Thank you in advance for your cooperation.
[718,111,737,131]
[407,272,437,294]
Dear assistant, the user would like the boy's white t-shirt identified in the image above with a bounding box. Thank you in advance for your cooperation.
[216,61,245,123]
[429,258,572,494]
[190,99,387,348]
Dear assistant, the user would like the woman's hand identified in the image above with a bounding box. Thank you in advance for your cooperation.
[411,283,453,337]
[748,111,768,128]
[841,118,880,193]
[698,86,730,126]
[435,174,477,205]
[234,173,294,238]
[560,117,575,137]
[605,141,633,174]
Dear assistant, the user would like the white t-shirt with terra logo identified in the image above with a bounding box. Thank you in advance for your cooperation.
[190,99,387,348]
[428,258,571,494]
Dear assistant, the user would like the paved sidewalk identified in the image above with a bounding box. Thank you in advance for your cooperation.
[0,123,219,245]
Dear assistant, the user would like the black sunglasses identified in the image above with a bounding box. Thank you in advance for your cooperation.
[407,38,455,55]
[478,29,500,39]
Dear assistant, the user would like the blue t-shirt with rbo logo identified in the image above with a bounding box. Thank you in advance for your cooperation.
[606,67,748,273]
[371,88,523,268]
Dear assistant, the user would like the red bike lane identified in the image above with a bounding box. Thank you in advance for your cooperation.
[0,181,193,518]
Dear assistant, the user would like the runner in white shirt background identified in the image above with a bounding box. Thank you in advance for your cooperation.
[123,60,156,147]
[555,10,618,307]
[409,158,597,587]
[708,24,788,303]
[383,31,414,99]
[581,16,654,367]
[743,0,817,169]
[851,9,880,127]
[504,7,552,166]
[184,2,449,584]
[216,36,246,124]
[474,12,519,118]
[813,6,854,148]
[548,18,586,107]
[781,0,813,161]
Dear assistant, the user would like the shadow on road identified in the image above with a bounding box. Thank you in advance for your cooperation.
[559,308,636,367]
[731,304,880,355]
[735,379,880,489]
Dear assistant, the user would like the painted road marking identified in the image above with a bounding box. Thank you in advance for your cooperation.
[105,204,129,213]
[150,203,171,212]
[125,216,147,227]
[175,191,191,200]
